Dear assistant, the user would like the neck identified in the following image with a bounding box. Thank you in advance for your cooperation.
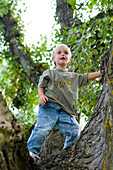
[56,65,67,71]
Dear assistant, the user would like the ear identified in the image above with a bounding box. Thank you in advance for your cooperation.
[52,57,55,62]
[52,58,56,66]
[68,58,71,63]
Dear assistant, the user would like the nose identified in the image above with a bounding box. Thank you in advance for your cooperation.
[61,52,65,55]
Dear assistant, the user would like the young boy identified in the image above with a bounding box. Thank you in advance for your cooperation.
[27,44,101,161]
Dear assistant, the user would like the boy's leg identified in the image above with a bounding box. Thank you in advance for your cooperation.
[27,102,59,155]
[56,109,80,149]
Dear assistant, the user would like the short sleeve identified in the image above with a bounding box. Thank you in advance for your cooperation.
[38,70,50,88]
[78,73,88,87]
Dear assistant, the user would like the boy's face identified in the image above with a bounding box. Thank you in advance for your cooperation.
[52,47,71,68]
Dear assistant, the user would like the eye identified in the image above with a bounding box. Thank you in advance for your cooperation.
[64,51,68,54]
[58,51,61,54]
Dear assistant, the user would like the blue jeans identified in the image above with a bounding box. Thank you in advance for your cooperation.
[27,102,80,155]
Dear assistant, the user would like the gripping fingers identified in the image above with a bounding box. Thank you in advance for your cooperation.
[39,95,48,106]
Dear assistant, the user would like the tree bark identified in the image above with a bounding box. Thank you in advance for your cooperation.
[56,0,73,34]
[0,92,29,170]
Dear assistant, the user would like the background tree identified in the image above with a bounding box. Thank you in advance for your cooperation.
[0,0,113,169]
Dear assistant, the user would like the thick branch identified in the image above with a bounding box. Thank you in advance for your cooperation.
[56,0,73,33]
[2,12,46,86]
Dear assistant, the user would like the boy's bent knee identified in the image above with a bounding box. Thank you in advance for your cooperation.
[34,125,52,137]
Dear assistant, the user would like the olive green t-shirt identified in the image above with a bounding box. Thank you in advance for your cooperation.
[38,68,88,116]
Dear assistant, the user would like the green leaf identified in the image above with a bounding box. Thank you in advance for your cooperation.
[68,0,76,6]
[82,23,87,28]
[88,3,93,9]
[74,27,77,32]
[97,32,103,38]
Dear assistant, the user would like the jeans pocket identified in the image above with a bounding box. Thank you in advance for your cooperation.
[71,116,76,123]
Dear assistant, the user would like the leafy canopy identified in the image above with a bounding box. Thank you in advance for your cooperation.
[55,0,113,121]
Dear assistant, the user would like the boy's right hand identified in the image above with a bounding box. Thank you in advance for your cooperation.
[39,94,48,106]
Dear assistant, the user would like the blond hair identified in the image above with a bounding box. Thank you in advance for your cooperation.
[52,44,71,59]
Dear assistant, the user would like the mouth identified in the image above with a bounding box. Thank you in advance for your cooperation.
[60,57,66,60]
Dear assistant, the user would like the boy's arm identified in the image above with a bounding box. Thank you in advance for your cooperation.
[87,72,101,80]
[38,87,48,106]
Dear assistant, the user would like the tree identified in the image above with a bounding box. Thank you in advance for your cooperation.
[0,0,113,169]
[0,91,29,170]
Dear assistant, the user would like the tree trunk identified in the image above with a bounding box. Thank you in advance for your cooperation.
[56,0,73,34]
[0,92,29,170]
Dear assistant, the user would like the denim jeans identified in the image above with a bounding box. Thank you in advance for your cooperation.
[27,102,80,155]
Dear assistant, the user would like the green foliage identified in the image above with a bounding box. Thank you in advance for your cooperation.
[0,36,51,131]
[59,0,113,120]
[0,51,38,128]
